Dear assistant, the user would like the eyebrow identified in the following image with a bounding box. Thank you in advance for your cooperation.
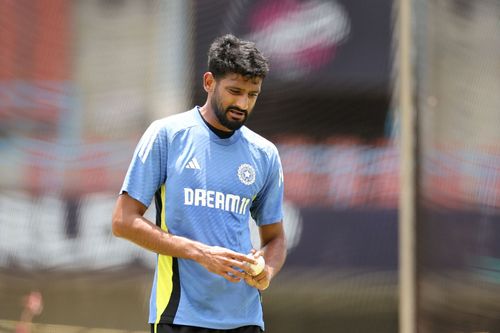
[227,86,261,94]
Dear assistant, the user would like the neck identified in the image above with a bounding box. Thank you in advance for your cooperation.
[199,103,232,133]
[198,105,234,139]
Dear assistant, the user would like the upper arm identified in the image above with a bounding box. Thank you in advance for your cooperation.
[112,192,149,236]
[115,192,148,217]
[251,147,284,226]
[120,120,168,208]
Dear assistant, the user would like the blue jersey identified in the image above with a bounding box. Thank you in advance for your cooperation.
[121,107,284,330]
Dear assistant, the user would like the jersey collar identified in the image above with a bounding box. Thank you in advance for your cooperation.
[194,106,242,145]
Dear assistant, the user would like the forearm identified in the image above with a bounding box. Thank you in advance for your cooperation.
[261,232,287,280]
[112,193,258,283]
[113,212,206,261]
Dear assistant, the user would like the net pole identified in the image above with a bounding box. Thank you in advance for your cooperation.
[398,0,416,332]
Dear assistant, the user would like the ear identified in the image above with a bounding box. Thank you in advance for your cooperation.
[203,72,216,93]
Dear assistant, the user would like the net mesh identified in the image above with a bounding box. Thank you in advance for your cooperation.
[0,1,397,332]
[415,0,500,331]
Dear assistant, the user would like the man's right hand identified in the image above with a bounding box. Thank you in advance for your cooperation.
[113,194,258,283]
[197,246,257,283]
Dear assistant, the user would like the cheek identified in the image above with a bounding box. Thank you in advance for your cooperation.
[214,93,226,110]
[247,99,257,111]
[221,97,237,110]
[218,98,230,111]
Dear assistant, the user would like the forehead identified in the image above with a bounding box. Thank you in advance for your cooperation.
[217,73,262,89]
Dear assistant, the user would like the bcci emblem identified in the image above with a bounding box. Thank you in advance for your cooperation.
[238,164,256,186]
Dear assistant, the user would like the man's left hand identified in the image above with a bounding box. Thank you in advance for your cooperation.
[243,252,271,291]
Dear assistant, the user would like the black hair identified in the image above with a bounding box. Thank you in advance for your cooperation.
[207,34,269,80]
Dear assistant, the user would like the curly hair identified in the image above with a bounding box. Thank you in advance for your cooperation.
[207,34,269,80]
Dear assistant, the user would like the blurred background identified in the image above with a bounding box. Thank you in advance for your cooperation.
[0,0,498,332]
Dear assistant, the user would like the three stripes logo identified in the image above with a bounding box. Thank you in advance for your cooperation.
[185,157,201,170]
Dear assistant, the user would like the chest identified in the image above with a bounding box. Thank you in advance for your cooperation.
[167,138,267,200]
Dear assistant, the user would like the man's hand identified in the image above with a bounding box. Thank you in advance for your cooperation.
[243,250,271,290]
[198,246,257,283]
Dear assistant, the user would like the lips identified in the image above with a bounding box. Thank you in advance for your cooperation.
[228,109,246,120]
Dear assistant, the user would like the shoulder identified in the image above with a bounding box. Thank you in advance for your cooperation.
[240,126,280,159]
[148,108,199,140]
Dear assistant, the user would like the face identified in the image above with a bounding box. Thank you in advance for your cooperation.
[207,73,262,131]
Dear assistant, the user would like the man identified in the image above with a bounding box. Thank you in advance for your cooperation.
[112,34,286,333]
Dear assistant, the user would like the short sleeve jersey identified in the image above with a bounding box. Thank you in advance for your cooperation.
[121,107,284,330]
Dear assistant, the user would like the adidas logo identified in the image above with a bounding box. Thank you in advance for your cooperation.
[185,157,201,170]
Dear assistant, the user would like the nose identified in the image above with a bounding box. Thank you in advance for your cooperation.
[234,95,249,111]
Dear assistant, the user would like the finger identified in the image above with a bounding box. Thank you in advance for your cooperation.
[226,266,247,279]
[228,252,257,265]
[244,276,257,287]
[222,272,241,283]
[241,265,254,276]
[243,273,255,282]
[251,276,269,290]
[223,257,254,271]
[253,273,266,281]
[235,265,252,276]
[249,279,268,290]
[257,282,269,291]
[254,272,270,286]
[254,250,264,258]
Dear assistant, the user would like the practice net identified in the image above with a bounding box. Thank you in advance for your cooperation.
[0,1,397,332]
[415,0,500,331]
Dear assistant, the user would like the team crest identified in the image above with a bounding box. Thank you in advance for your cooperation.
[238,164,256,185]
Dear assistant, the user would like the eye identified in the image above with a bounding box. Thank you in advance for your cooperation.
[228,88,241,95]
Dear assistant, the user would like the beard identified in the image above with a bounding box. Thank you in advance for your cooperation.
[211,89,249,131]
